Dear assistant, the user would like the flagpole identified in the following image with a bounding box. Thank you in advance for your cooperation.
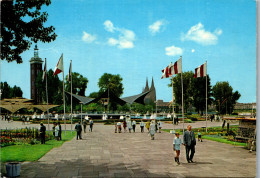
[171,76,175,130]
[70,60,73,134]
[45,58,50,135]
[205,61,208,133]
[180,57,184,134]
[62,55,66,136]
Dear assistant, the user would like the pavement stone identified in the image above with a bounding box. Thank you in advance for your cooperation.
[0,120,256,177]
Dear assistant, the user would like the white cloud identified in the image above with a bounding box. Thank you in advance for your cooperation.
[105,21,136,49]
[165,46,183,56]
[181,23,222,45]
[108,38,118,46]
[104,20,116,32]
[82,31,96,43]
[149,20,167,35]
[191,49,195,53]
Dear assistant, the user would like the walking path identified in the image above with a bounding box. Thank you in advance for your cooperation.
[1,120,256,177]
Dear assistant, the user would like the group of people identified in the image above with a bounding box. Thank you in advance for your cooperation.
[173,125,197,165]
[115,119,163,140]
[52,122,62,141]
[75,119,94,140]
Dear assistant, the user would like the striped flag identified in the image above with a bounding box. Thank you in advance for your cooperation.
[194,62,207,78]
[53,54,63,76]
[67,62,72,82]
[169,57,182,76]
[161,64,171,79]
[42,58,47,81]
[161,57,182,79]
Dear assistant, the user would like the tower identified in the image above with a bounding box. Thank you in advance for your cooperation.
[30,45,43,104]
[143,77,156,104]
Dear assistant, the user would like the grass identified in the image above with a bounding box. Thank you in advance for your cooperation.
[1,131,76,163]
[202,135,246,147]
[162,125,247,147]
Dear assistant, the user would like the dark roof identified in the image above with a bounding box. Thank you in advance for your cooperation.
[66,89,151,105]
[65,92,95,104]
[121,90,150,105]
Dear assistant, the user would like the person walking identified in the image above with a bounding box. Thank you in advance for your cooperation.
[39,123,46,144]
[132,120,136,132]
[173,132,182,165]
[149,120,156,140]
[123,120,127,132]
[75,121,82,140]
[89,118,94,132]
[146,121,150,132]
[183,125,196,163]
[54,122,60,140]
[198,129,202,142]
[117,121,122,133]
[58,122,62,141]
[83,120,87,133]
[158,121,162,133]
[140,120,145,133]
[127,120,132,133]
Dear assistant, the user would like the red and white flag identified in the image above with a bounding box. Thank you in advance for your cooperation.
[161,57,182,79]
[194,62,207,78]
[53,54,63,76]
[67,62,72,82]
[169,57,182,76]
[42,59,47,81]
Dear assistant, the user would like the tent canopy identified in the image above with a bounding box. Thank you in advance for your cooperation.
[67,89,151,106]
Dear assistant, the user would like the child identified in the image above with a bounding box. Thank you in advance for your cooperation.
[173,132,182,165]
[198,129,202,142]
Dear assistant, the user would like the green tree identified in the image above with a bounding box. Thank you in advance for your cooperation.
[192,75,213,114]
[0,82,23,98]
[35,69,62,104]
[65,72,88,96]
[212,81,241,114]
[0,82,12,99]
[1,0,57,63]
[98,73,124,97]
[89,92,99,98]
[10,85,23,97]
[170,71,195,113]
[98,73,124,111]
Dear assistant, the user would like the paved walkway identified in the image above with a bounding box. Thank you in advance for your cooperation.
[1,120,256,177]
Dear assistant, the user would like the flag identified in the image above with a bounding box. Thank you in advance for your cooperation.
[194,62,207,78]
[161,64,171,79]
[53,54,63,75]
[169,57,182,76]
[67,62,71,82]
[161,57,182,79]
[42,59,47,81]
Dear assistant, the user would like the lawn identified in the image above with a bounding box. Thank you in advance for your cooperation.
[162,125,247,147]
[1,131,76,163]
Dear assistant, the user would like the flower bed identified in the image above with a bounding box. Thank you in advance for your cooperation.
[0,128,54,147]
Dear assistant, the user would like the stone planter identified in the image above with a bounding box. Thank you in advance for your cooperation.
[5,162,21,177]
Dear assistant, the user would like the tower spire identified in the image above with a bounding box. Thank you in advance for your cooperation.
[144,77,149,92]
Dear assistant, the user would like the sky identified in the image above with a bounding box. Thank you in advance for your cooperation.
[1,0,257,103]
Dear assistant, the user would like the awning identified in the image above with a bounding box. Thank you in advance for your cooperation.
[121,90,150,105]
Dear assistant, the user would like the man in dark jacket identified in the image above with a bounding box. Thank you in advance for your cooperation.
[183,125,196,163]
[75,121,82,140]
[58,122,62,141]
[40,123,46,144]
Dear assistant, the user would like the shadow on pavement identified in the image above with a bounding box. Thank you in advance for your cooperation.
[8,158,184,178]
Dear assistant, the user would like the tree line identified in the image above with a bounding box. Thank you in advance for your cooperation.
[171,71,240,115]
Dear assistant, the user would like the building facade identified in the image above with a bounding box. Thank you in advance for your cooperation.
[142,77,156,104]
[30,45,43,104]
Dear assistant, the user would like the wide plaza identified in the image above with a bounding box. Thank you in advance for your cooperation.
[0,120,256,177]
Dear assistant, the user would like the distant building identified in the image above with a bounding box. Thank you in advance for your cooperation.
[30,45,43,104]
[234,103,256,110]
[142,77,156,104]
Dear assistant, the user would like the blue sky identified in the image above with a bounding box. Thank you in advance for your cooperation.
[1,0,256,103]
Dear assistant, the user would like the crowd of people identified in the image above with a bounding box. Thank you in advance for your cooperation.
[114,119,163,140]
